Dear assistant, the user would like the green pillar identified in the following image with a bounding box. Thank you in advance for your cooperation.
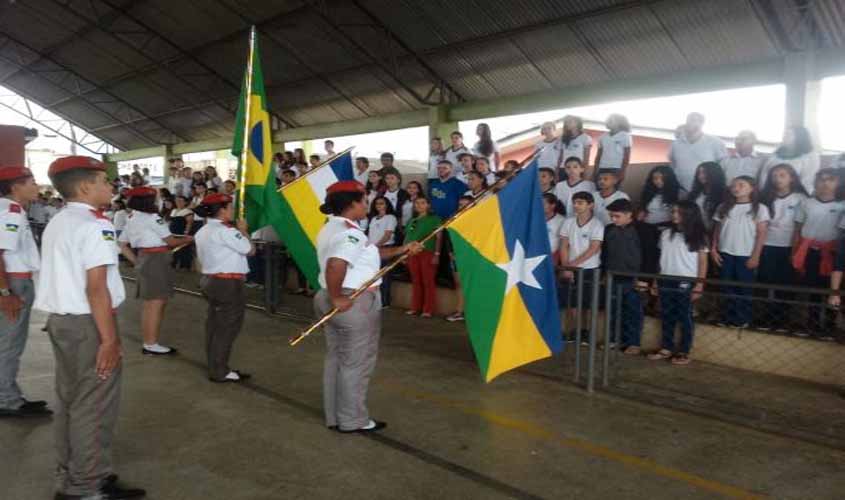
[429,105,458,144]
[101,155,118,181]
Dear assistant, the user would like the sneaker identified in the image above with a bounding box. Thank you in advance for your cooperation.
[774,326,790,334]
[622,346,642,356]
[793,330,811,338]
[714,320,729,328]
[819,334,836,342]
[245,281,260,289]
[671,353,691,365]
[647,349,672,361]
[445,312,464,322]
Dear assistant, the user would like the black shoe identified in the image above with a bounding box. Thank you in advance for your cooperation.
[0,403,53,418]
[100,478,146,499]
[21,399,48,408]
[338,420,387,434]
[327,425,338,431]
[141,347,178,356]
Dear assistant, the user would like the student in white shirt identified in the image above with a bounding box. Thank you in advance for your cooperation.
[756,164,808,332]
[428,137,445,180]
[554,157,596,216]
[401,181,423,228]
[354,156,370,186]
[474,157,496,186]
[464,171,488,199]
[559,191,604,340]
[593,169,630,226]
[711,176,770,328]
[111,200,129,238]
[535,122,561,171]
[721,130,764,184]
[324,139,336,158]
[792,169,844,338]
[204,165,223,190]
[686,161,727,235]
[381,167,409,225]
[760,125,820,195]
[472,123,500,171]
[639,165,683,227]
[367,196,399,308]
[456,152,475,185]
[559,115,593,180]
[538,167,556,195]
[444,131,470,169]
[118,186,192,355]
[594,114,631,181]
[543,193,566,259]
[647,200,708,365]
[669,112,728,191]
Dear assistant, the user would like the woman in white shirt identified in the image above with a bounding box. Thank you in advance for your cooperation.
[639,165,683,227]
[472,123,500,171]
[559,115,593,179]
[594,114,632,181]
[368,196,398,308]
[463,170,488,199]
[204,166,223,190]
[759,126,820,195]
[401,181,422,227]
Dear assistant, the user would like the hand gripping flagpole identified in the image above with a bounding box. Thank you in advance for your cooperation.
[276,146,355,194]
[236,26,257,221]
[289,151,538,347]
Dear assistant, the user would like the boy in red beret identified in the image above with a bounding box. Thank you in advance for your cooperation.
[35,156,145,499]
[0,166,52,418]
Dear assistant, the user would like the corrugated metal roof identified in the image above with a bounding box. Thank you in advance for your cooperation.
[0,0,842,151]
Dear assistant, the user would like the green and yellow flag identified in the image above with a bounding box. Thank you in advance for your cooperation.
[231,27,286,246]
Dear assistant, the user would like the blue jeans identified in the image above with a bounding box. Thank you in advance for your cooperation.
[611,280,643,347]
[659,280,694,354]
[719,253,754,326]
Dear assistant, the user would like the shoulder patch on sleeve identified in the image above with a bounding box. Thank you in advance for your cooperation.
[5,223,19,232]
[102,230,115,241]
[346,234,360,244]
[8,203,21,213]
[235,232,243,240]
[156,217,165,225]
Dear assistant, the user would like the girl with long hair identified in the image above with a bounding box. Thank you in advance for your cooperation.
[559,115,593,179]
[639,165,683,227]
[687,161,727,234]
[760,125,819,194]
[367,196,398,308]
[472,123,500,171]
[594,113,631,181]
[403,196,443,318]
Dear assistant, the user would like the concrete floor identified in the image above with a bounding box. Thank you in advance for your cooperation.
[2,280,845,500]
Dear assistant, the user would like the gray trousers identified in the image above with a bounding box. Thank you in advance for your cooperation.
[201,276,246,381]
[314,288,381,430]
[47,314,122,496]
[0,277,35,410]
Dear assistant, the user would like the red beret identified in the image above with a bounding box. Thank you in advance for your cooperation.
[201,193,232,206]
[326,180,365,195]
[48,156,106,177]
[0,166,33,182]
[126,186,157,198]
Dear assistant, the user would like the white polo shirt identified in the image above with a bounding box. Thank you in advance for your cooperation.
[670,134,728,191]
[317,216,381,289]
[554,179,596,216]
[644,194,673,225]
[721,154,764,184]
[428,153,444,179]
[367,214,397,246]
[546,214,566,253]
[594,190,630,226]
[765,193,805,247]
[444,146,470,172]
[559,216,604,269]
[0,198,39,273]
[35,202,125,314]
[659,229,706,278]
[112,210,129,232]
[535,139,562,169]
[195,218,251,274]
[118,210,171,248]
[714,202,771,256]
[561,134,593,164]
[795,197,845,242]
[597,132,631,170]
[354,168,369,186]
[760,152,820,195]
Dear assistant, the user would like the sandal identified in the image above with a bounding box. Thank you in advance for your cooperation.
[405,310,419,316]
[671,353,691,365]
[647,348,672,361]
[623,346,641,356]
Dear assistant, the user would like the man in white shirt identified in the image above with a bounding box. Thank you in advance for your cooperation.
[669,112,728,191]
[354,157,370,186]
[324,139,336,158]
[721,130,765,184]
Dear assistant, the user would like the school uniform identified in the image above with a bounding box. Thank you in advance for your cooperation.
[472,141,500,170]
[670,133,728,191]
[643,194,674,226]
[195,216,252,382]
[35,201,126,497]
[535,139,562,170]
[444,146,470,172]
[760,152,820,195]
[658,229,707,354]
[793,197,845,334]
[558,216,604,309]
[558,134,592,179]
[119,210,174,300]
[758,193,805,329]
[354,168,369,186]
[714,203,771,326]
[597,131,630,171]
[368,214,397,308]
[170,207,194,269]
[0,196,41,413]
[553,180,596,217]
[314,215,383,431]
[428,152,444,179]
[594,190,630,226]
[721,153,765,184]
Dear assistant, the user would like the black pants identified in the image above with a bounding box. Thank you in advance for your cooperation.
[201,276,246,380]
[757,245,793,328]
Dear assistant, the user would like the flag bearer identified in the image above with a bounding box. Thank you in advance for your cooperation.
[118,186,191,356]
[0,166,52,418]
[36,156,145,499]
[194,193,254,383]
[315,181,422,433]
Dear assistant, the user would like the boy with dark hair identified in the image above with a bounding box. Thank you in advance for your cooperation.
[35,156,145,499]
[354,156,369,185]
[602,198,659,354]
[380,152,395,170]
[538,167,556,194]
[0,166,52,419]
[594,168,630,225]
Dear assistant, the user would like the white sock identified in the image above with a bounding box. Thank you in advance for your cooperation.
[143,343,172,353]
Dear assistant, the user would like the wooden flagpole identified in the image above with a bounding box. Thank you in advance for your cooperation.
[288,151,538,347]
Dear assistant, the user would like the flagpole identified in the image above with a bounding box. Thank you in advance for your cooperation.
[289,151,538,347]
[276,146,355,193]
[237,26,257,221]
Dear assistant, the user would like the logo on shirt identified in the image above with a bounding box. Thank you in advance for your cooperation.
[347,235,360,244]
[431,187,446,200]
[5,223,18,232]
[102,230,115,241]
[156,218,164,225]
[235,233,243,240]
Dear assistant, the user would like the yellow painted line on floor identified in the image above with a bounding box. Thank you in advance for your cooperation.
[381,382,768,500]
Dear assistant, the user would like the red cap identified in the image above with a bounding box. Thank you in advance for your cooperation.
[326,180,365,195]
[126,186,157,198]
[200,193,232,206]
[0,166,33,182]
[48,156,106,177]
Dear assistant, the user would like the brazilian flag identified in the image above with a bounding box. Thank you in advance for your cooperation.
[231,28,286,251]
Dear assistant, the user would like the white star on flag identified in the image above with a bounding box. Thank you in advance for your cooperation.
[496,240,546,294]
